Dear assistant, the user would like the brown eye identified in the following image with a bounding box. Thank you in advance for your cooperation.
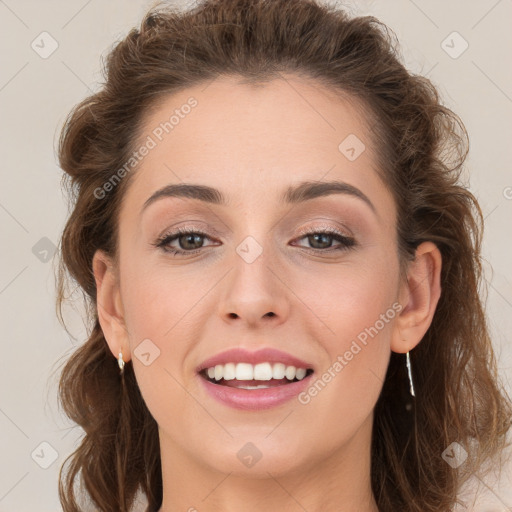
[177,233,205,250]
[306,232,336,250]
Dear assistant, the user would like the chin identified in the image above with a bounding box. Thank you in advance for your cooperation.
[196,438,312,478]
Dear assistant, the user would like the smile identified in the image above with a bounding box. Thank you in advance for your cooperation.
[198,362,315,410]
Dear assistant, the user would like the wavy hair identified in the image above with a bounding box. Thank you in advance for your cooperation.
[55,0,512,510]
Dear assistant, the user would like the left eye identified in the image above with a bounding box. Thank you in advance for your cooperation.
[293,230,355,251]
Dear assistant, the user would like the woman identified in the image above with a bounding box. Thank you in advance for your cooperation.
[55,0,512,510]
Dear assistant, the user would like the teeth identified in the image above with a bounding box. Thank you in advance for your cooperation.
[295,368,307,379]
[272,363,286,379]
[253,362,273,380]
[203,362,310,382]
[235,362,253,380]
[285,365,296,380]
[223,362,236,380]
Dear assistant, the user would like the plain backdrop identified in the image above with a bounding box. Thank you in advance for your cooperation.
[0,0,511,510]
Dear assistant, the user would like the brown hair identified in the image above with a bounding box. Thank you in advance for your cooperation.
[55,0,512,510]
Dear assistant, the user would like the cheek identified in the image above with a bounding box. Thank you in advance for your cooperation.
[294,252,397,405]
[119,258,204,341]
[118,260,212,424]
[295,249,398,340]
[121,270,200,429]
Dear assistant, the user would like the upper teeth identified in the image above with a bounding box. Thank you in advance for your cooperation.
[206,362,308,381]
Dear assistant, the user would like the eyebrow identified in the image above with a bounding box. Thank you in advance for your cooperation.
[141,180,376,216]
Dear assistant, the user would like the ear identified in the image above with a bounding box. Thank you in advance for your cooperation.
[391,241,442,353]
[92,249,131,362]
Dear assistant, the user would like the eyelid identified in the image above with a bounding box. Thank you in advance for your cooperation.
[156,221,221,240]
[294,222,351,238]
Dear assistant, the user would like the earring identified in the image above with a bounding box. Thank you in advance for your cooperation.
[118,350,125,374]
[406,351,415,397]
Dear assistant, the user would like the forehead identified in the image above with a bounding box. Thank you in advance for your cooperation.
[120,74,393,221]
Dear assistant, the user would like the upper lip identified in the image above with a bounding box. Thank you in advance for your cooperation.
[196,347,314,373]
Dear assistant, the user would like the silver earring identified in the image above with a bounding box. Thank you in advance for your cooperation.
[406,351,415,397]
[118,350,125,374]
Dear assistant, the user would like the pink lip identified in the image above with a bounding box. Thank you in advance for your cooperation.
[198,371,314,410]
[196,347,314,373]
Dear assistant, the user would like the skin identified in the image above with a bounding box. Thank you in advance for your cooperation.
[93,74,442,512]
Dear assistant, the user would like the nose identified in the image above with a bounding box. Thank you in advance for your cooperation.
[217,248,290,329]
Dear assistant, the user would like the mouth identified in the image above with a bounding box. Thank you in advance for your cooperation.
[196,348,316,409]
[198,363,315,389]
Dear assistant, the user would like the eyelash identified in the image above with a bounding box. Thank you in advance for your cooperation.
[152,225,356,257]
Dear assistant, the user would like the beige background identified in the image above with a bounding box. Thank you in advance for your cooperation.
[0,0,511,510]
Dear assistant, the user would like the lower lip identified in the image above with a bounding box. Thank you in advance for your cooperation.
[198,373,314,410]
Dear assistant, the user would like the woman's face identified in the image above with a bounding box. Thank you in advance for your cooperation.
[101,74,405,477]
